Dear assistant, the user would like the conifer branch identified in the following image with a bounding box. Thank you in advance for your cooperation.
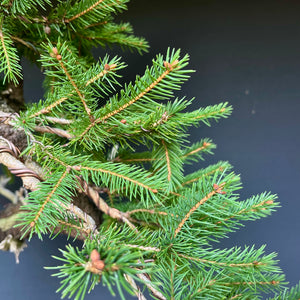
[215,197,275,225]
[79,59,180,139]
[222,280,280,287]
[80,165,159,194]
[51,47,94,122]
[180,141,211,160]
[161,140,171,182]
[0,2,294,297]
[29,96,68,119]
[177,253,265,268]
[193,106,228,121]
[65,0,113,23]
[57,220,91,237]
[0,18,22,84]
[174,183,226,237]
[84,20,108,29]
[29,61,118,120]
[0,25,12,76]
[29,167,71,228]
[195,278,280,294]
[85,63,117,86]
[180,162,227,187]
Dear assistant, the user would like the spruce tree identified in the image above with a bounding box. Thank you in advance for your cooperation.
[0,1,299,299]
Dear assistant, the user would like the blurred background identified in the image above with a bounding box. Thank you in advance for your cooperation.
[1,0,300,298]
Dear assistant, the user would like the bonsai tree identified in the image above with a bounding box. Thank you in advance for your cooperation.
[0,1,299,299]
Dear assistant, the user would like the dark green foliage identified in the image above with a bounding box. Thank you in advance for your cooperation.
[0,1,296,299]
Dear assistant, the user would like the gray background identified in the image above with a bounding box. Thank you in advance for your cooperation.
[1,0,300,299]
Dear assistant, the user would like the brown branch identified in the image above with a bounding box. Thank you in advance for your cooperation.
[57,220,91,237]
[124,244,160,252]
[0,139,40,191]
[0,176,17,203]
[124,274,147,300]
[84,20,108,29]
[229,294,243,299]
[10,36,36,51]
[0,139,97,235]
[126,208,168,217]
[136,272,166,300]
[117,157,154,163]
[44,116,73,125]
[34,125,74,139]
[77,177,138,233]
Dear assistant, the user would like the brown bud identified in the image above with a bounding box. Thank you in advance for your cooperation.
[163,61,171,69]
[213,183,219,190]
[253,260,259,266]
[110,64,117,70]
[104,64,110,71]
[44,25,51,35]
[120,119,127,124]
[90,249,100,262]
[56,55,62,61]
[92,259,105,270]
[30,221,35,227]
[52,47,58,55]
[265,200,274,205]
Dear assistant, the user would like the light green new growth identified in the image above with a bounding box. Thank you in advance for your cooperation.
[0,1,298,300]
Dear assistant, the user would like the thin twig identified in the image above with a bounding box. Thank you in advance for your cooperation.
[44,116,73,125]
[0,176,17,203]
[77,177,138,233]
[34,125,74,139]
[136,272,166,300]
[124,274,147,300]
